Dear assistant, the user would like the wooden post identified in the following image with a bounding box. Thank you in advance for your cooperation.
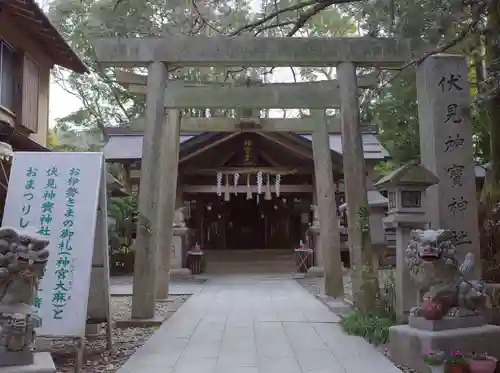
[123,162,132,194]
[311,109,344,297]
[337,62,378,310]
[156,109,181,299]
[131,61,167,319]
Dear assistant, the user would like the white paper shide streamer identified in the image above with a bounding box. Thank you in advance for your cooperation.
[257,171,263,194]
[233,172,240,195]
[275,174,281,197]
[216,172,223,196]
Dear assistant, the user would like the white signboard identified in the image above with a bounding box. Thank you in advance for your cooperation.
[2,152,104,337]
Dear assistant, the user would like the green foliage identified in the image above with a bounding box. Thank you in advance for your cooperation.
[107,195,138,274]
[108,195,137,248]
[366,72,421,164]
[46,129,86,152]
[373,160,398,180]
[340,310,395,346]
[341,269,396,346]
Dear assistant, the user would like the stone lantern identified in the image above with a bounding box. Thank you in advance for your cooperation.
[374,160,439,322]
[375,160,439,227]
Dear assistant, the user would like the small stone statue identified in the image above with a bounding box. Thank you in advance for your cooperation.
[311,205,319,227]
[405,229,488,319]
[173,207,186,228]
[0,226,49,364]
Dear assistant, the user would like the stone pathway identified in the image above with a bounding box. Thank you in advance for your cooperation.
[116,274,401,373]
[110,276,207,296]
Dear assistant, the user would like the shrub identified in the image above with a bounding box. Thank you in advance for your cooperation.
[339,309,395,346]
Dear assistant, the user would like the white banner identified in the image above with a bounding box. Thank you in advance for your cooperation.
[2,152,103,337]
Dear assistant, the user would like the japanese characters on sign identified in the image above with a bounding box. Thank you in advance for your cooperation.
[39,166,58,237]
[22,166,44,311]
[437,72,473,252]
[52,167,80,321]
[243,139,253,163]
[2,152,104,337]
[20,167,38,229]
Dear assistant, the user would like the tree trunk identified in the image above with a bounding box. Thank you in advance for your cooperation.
[481,0,500,279]
[486,0,500,184]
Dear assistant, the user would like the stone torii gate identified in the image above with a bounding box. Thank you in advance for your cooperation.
[93,35,425,320]
[115,70,377,301]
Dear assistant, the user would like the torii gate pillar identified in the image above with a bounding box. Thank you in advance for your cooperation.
[338,62,378,310]
[131,62,167,319]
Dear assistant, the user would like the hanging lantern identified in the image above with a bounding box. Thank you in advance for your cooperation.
[257,171,263,194]
[275,174,281,197]
[224,173,230,201]
[264,173,271,200]
[246,174,252,200]
[216,172,223,197]
[233,172,240,195]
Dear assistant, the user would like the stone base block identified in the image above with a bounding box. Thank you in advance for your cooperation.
[306,266,324,277]
[0,350,34,366]
[169,268,193,280]
[114,315,164,328]
[389,324,500,373]
[0,352,55,373]
[409,315,486,331]
[85,323,103,337]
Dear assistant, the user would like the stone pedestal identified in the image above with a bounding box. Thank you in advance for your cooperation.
[306,266,324,278]
[0,352,56,373]
[389,324,500,373]
[85,323,102,337]
[308,224,321,266]
[394,225,424,323]
[169,268,192,280]
[171,227,188,270]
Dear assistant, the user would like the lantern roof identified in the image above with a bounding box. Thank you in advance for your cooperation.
[374,160,439,189]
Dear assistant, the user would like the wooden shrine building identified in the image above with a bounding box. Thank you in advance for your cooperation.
[103,126,389,257]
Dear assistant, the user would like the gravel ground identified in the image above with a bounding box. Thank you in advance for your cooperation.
[35,295,189,373]
[296,274,415,373]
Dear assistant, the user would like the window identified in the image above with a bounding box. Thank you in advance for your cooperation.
[401,190,422,208]
[0,40,15,112]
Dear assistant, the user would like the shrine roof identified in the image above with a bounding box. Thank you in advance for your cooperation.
[102,130,389,162]
[338,190,388,211]
[299,133,389,159]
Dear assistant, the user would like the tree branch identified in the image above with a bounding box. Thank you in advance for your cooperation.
[230,0,363,36]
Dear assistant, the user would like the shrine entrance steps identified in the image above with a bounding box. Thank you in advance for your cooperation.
[202,249,295,274]
[116,274,402,373]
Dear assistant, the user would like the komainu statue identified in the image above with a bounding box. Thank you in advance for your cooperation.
[406,229,488,319]
[0,226,49,359]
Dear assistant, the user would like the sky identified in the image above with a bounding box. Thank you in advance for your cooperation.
[49,78,82,127]
[35,0,82,127]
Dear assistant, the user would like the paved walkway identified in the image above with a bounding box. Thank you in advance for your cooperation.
[117,275,401,373]
[111,276,205,296]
